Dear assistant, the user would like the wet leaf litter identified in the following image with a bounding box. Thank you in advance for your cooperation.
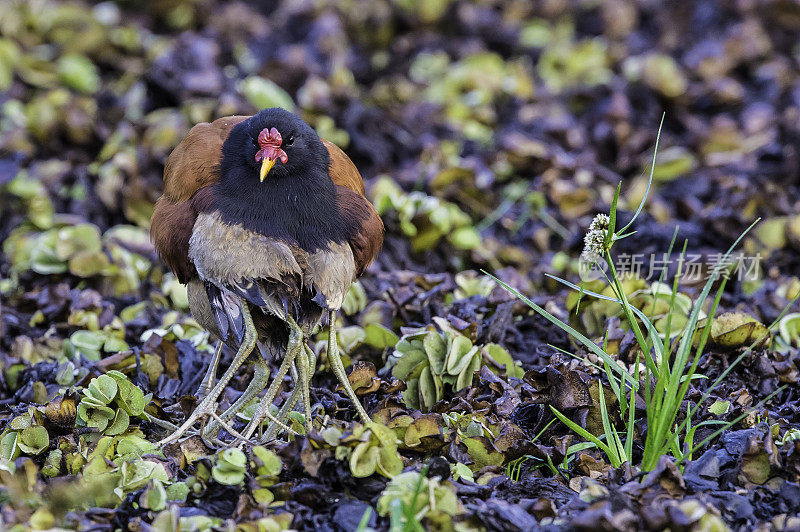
[1,0,800,530]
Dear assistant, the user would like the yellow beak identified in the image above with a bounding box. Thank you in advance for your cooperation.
[259,158,276,182]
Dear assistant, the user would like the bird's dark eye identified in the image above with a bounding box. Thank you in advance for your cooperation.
[285,135,294,147]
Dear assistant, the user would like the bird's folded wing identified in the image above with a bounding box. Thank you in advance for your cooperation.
[325,139,383,275]
[303,241,357,310]
[150,198,198,283]
[203,282,242,342]
[162,116,251,202]
[324,139,365,196]
[151,115,250,282]
[334,186,384,276]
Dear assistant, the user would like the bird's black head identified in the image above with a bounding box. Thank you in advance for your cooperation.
[210,108,348,251]
[220,108,328,184]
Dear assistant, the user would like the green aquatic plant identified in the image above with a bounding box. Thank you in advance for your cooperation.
[76,371,148,435]
[371,177,480,253]
[239,75,295,111]
[250,446,283,504]
[538,37,612,93]
[334,422,404,479]
[778,312,800,348]
[1,421,49,460]
[389,325,521,411]
[377,470,459,531]
[409,51,533,142]
[3,220,156,297]
[211,448,247,485]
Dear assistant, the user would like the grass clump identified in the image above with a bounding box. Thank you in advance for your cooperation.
[487,116,797,471]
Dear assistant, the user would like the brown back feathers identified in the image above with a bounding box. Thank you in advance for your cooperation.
[151,116,250,282]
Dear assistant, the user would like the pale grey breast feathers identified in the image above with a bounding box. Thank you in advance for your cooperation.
[303,242,356,310]
[188,212,356,315]
[190,212,303,284]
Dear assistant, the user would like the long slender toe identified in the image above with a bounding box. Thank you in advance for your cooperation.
[195,341,224,400]
[156,399,218,447]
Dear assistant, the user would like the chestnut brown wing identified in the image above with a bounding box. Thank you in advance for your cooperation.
[324,140,383,276]
[335,186,383,277]
[151,115,250,282]
[162,115,251,201]
[323,139,365,196]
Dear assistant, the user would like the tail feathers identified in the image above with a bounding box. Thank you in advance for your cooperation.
[205,282,245,345]
[204,277,326,346]
[228,279,269,307]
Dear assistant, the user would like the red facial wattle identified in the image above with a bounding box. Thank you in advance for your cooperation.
[255,127,288,165]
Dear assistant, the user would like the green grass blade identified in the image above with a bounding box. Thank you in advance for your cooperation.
[647,229,757,467]
[550,406,619,467]
[662,240,689,349]
[545,273,664,373]
[598,382,624,465]
[484,272,638,390]
[356,508,373,532]
[603,251,657,370]
[533,418,557,442]
[676,386,786,466]
[601,331,624,414]
[389,499,404,532]
[618,113,664,236]
[605,357,624,417]
[642,221,759,470]
[645,275,726,469]
[675,292,800,438]
[624,352,639,460]
[607,181,621,249]
[648,226,679,325]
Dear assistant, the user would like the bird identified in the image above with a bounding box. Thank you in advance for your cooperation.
[150,108,383,445]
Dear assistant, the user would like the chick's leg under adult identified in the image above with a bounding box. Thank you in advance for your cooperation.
[327,310,370,423]
[202,354,271,441]
[157,297,256,447]
[261,344,317,443]
[195,341,223,400]
[238,319,303,444]
[295,339,313,433]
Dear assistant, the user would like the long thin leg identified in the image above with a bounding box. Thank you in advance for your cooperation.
[203,355,270,439]
[295,340,313,433]
[289,362,300,389]
[157,298,256,447]
[261,381,302,442]
[238,324,302,443]
[303,343,317,424]
[259,363,302,443]
[304,343,317,423]
[262,344,316,443]
[305,344,317,386]
[196,341,223,399]
[327,310,370,423]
